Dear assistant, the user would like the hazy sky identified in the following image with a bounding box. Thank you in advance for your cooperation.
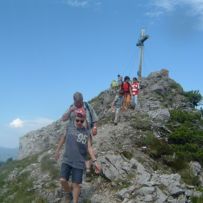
[0,0,203,148]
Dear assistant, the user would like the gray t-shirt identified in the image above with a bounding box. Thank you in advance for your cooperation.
[62,121,90,169]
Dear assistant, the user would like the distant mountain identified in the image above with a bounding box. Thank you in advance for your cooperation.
[0,146,18,162]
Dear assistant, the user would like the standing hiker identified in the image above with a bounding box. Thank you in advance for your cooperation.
[55,108,101,203]
[111,79,118,90]
[121,76,132,110]
[131,77,140,108]
[111,89,124,125]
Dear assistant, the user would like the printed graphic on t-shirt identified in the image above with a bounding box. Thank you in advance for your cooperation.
[77,133,88,144]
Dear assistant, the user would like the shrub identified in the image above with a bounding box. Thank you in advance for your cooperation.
[143,135,172,159]
[164,109,203,168]
[184,90,202,107]
[180,167,200,186]
[191,194,203,203]
[170,110,201,124]
[169,82,183,93]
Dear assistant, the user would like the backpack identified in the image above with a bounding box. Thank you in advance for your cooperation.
[84,102,93,128]
[121,82,130,93]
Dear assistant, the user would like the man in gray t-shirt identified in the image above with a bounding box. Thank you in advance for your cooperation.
[55,108,100,203]
[59,92,98,174]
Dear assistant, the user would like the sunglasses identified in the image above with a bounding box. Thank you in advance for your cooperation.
[76,119,85,124]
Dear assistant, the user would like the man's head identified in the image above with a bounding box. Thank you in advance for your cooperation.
[133,77,138,82]
[73,92,83,108]
[124,76,130,82]
[74,108,86,128]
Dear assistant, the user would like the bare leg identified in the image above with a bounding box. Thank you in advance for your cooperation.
[60,178,71,192]
[60,178,72,203]
[72,183,80,203]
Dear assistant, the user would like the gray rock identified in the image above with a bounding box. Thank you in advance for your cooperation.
[98,153,133,181]
[189,161,201,176]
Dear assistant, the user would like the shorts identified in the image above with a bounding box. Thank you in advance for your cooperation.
[60,163,84,184]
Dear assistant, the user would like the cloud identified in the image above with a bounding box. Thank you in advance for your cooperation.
[9,118,53,130]
[62,0,101,8]
[149,0,203,30]
[9,118,24,128]
[64,0,88,7]
[2,117,54,148]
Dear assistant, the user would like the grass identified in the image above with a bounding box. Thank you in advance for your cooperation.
[0,154,38,188]
[0,154,47,203]
[179,167,200,186]
[0,170,47,203]
[40,155,60,179]
[191,195,203,203]
[121,151,133,160]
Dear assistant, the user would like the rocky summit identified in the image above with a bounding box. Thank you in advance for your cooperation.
[1,69,203,203]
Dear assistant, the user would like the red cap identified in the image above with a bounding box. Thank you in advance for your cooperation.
[75,108,86,118]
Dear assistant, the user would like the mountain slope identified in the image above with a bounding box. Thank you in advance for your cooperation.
[1,69,203,203]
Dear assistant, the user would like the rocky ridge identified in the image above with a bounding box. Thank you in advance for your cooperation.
[1,69,202,203]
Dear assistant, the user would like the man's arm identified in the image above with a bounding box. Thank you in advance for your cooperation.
[55,135,66,160]
[87,103,98,135]
[87,138,101,174]
[61,105,76,122]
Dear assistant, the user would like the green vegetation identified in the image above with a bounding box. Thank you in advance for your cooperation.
[40,155,59,179]
[113,178,132,190]
[184,90,202,107]
[168,110,203,166]
[169,82,183,93]
[0,154,38,188]
[121,151,133,160]
[191,195,203,203]
[200,107,203,117]
[140,109,203,186]
[0,154,47,203]
[98,113,114,126]
[83,199,92,203]
[179,168,200,186]
[130,114,151,130]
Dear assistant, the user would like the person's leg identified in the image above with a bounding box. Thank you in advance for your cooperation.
[126,94,131,109]
[60,163,73,202]
[60,163,72,192]
[72,167,83,203]
[114,107,120,124]
[134,95,138,107]
[131,95,135,108]
[72,183,81,203]
[122,94,127,111]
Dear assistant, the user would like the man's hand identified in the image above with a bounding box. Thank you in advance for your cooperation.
[55,151,60,161]
[92,126,97,136]
[94,162,101,174]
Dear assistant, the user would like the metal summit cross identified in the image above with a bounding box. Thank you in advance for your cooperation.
[136,29,149,80]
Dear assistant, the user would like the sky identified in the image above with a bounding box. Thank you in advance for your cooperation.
[0,0,203,148]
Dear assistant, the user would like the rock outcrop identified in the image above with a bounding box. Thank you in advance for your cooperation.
[4,69,201,203]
